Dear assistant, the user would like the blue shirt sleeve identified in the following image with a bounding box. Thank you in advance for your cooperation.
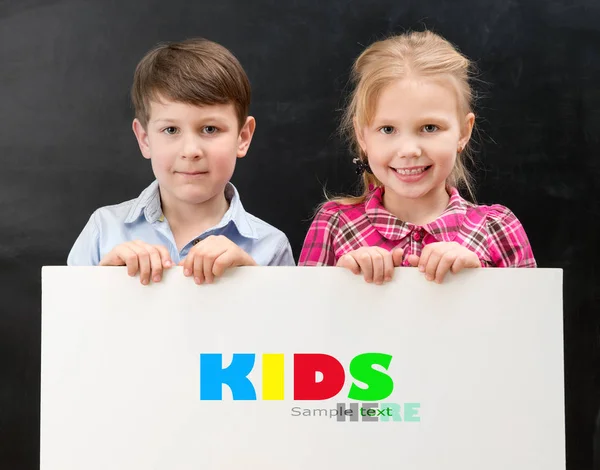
[267,235,296,266]
[67,211,102,266]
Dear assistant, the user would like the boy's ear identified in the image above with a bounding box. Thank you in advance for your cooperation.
[353,117,367,155]
[459,112,475,151]
[132,118,151,160]
[237,116,256,158]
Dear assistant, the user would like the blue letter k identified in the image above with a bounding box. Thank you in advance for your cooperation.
[200,354,256,400]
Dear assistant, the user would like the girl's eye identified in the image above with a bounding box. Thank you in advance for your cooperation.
[379,126,395,135]
[423,124,439,133]
[163,127,178,135]
[203,126,218,134]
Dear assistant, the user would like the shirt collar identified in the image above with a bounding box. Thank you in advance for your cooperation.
[364,186,470,242]
[124,180,258,239]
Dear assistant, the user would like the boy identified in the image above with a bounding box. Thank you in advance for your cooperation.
[67,38,295,284]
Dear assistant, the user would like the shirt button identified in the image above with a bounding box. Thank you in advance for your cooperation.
[412,231,421,241]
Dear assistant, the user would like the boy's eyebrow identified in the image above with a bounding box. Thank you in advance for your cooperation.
[151,116,230,125]
[151,118,179,124]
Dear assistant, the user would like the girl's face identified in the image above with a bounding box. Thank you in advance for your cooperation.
[355,78,474,211]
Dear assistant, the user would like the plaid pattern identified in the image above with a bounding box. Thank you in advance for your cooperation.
[299,186,536,268]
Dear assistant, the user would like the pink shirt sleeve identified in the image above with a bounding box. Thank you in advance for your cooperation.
[299,204,339,266]
[486,207,537,267]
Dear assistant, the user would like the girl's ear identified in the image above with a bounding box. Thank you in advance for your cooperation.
[459,113,475,150]
[353,116,367,155]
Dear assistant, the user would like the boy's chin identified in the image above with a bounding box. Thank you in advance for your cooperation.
[174,187,226,205]
[158,180,228,206]
[177,192,220,205]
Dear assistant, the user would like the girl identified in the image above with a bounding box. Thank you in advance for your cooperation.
[299,30,536,284]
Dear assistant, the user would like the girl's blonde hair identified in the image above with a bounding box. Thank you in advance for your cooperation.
[336,30,478,204]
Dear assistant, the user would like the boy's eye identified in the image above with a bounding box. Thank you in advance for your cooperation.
[203,126,218,134]
[422,124,439,133]
[379,126,395,135]
[163,127,178,135]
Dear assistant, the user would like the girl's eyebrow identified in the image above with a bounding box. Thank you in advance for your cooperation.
[372,115,452,125]
[417,115,452,124]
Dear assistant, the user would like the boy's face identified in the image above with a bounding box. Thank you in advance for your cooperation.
[132,96,255,209]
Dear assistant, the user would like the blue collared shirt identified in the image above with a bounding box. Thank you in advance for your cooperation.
[67,180,295,266]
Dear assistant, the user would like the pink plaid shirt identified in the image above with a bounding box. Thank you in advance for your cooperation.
[299,186,536,268]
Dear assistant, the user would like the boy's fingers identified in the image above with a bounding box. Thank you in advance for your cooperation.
[146,247,164,282]
[100,242,172,285]
[121,247,141,277]
[182,253,195,276]
[131,242,162,282]
[99,249,125,267]
[130,241,162,284]
[100,245,134,268]
[203,253,216,284]
[133,246,152,285]
[212,251,237,278]
[155,245,173,268]
[193,253,205,285]
[205,245,230,282]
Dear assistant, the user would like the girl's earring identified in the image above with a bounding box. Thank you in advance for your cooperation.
[353,157,373,175]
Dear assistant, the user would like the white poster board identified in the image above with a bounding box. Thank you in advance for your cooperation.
[41,266,565,469]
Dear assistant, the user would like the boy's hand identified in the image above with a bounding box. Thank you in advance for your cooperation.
[179,235,256,285]
[406,242,480,283]
[99,241,173,285]
[336,247,404,284]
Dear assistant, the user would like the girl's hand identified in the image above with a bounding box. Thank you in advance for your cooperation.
[336,247,404,284]
[406,242,480,283]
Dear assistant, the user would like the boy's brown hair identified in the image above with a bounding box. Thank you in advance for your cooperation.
[131,38,251,129]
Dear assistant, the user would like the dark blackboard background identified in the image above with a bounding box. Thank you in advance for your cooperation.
[1,0,599,469]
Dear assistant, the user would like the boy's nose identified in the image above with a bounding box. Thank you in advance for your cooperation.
[181,138,203,159]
